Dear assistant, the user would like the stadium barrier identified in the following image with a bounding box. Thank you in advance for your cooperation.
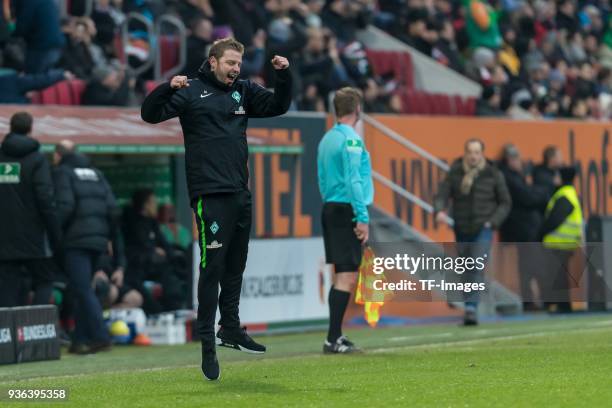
[0,306,60,365]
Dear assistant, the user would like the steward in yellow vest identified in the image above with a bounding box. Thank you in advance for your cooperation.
[539,166,583,314]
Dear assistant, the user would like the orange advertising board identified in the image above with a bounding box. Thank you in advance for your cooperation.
[365,115,612,242]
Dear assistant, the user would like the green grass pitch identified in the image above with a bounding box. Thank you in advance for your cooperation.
[1,314,612,407]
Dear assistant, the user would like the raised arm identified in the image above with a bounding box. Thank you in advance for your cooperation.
[141,76,190,124]
[246,56,292,118]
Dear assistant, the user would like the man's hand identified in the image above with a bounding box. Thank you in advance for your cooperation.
[111,268,124,288]
[271,55,290,70]
[436,211,449,225]
[93,270,108,283]
[354,222,369,244]
[170,75,189,89]
[64,71,75,80]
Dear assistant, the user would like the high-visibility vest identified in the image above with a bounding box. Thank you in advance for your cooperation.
[543,185,583,250]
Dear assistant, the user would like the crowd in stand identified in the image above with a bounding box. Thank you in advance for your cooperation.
[380,0,612,120]
[0,0,611,119]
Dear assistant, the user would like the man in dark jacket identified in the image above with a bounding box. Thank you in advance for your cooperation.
[533,145,562,196]
[434,139,511,325]
[0,112,61,307]
[53,140,122,354]
[121,189,186,314]
[498,144,554,311]
[141,37,292,381]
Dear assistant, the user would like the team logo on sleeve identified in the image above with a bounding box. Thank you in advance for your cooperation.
[0,163,20,183]
[346,139,364,153]
[231,91,241,103]
[210,221,220,234]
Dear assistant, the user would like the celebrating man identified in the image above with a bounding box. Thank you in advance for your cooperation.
[141,37,292,381]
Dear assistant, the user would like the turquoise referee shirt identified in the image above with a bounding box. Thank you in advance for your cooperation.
[317,123,374,223]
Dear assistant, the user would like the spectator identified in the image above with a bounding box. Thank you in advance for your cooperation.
[53,140,121,354]
[434,138,511,325]
[299,27,348,109]
[82,65,134,106]
[321,0,373,46]
[476,86,504,116]
[498,144,552,311]
[508,89,539,120]
[463,0,502,50]
[533,145,563,196]
[90,0,127,58]
[0,112,61,307]
[433,20,464,74]
[122,189,187,314]
[208,0,265,47]
[14,0,65,73]
[0,52,74,104]
[264,15,308,87]
[58,17,112,80]
[184,17,214,76]
[556,0,578,33]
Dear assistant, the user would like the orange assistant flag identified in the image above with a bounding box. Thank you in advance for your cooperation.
[355,246,392,327]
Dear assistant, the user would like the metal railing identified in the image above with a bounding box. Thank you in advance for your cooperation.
[362,114,449,171]
[154,15,187,80]
[362,113,455,228]
[125,12,156,77]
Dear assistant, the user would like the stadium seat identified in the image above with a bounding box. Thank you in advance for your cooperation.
[40,84,59,105]
[366,49,414,90]
[28,79,87,106]
[159,35,180,77]
[69,79,87,105]
[145,80,160,95]
[56,81,72,105]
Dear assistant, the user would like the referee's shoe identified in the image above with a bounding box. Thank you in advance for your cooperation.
[216,326,266,354]
[323,335,362,354]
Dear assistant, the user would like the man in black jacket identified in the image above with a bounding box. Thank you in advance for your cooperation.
[498,144,554,311]
[533,145,562,196]
[122,189,186,314]
[434,139,511,325]
[141,37,292,381]
[53,140,122,354]
[0,112,61,307]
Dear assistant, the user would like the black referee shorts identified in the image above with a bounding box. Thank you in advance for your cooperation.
[321,202,363,273]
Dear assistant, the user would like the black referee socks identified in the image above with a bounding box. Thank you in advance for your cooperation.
[327,287,351,343]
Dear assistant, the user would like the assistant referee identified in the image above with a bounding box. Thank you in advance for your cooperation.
[317,87,373,353]
[141,37,292,381]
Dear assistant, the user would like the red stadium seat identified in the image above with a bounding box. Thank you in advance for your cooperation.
[40,85,59,105]
[145,80,160,95]
[69,79,87,105]
[159,35,180,77]
[366,49,415,90]
[56,81,72,105]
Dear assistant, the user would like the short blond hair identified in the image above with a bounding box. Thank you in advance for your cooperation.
[333,87,363,118]
[208,37,244,60]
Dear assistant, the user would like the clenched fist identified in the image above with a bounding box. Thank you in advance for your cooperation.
[170,75,189,89]
[271,55,290,70]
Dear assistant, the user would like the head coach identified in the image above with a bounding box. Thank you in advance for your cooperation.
[141,37,292,381]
